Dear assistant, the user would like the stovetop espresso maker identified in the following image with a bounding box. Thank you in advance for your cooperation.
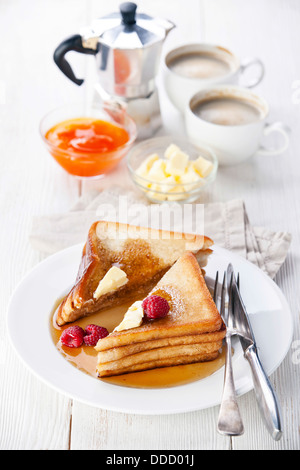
[54,2,175,137]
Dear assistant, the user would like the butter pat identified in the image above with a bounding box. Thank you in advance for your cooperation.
[136,153,159,177]
[164,144,181,159]
[193,156,213,178]
[181,163,203,190]
[135,153,159,189]
[165,151,189,177]
[148,159,167,182]
[93,266,128,299]
[114,301,144,332]
[161,175,178,192]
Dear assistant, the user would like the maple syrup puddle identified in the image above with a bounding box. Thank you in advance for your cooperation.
[50,297,226,389]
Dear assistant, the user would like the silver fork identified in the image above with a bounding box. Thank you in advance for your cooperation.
[213,270,244,436]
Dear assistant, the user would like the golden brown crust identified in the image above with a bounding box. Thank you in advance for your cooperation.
[95,220,213,249]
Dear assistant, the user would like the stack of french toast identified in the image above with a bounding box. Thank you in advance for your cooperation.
[56,221,225,378]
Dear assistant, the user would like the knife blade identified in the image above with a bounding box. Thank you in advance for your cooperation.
[227,264,255,349]
[228,264,283,441]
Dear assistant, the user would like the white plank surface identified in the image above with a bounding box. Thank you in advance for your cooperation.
[1,0,299,450]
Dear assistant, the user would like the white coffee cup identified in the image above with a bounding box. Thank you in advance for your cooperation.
[185,85,290,166]
[163,43,265,113]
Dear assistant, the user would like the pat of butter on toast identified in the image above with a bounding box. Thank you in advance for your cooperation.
[94,266,128,299]
[114,301,144,332]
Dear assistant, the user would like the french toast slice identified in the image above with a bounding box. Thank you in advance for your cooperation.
[96,252,225,377]
[99,351,219,377]
[96,252,224,350]
[97,343,222,377]
[96,328,226,363]
[56,221,212,326]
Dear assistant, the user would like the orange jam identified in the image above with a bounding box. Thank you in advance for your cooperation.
[45,117,130,177]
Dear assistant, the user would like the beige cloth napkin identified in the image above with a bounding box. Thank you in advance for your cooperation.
[29,187,291,279]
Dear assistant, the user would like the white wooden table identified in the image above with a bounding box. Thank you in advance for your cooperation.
[1,0,299,450]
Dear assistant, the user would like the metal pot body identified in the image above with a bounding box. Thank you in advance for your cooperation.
[94,41,163,99]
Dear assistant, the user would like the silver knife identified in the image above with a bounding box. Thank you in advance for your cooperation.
[228,264,283,441]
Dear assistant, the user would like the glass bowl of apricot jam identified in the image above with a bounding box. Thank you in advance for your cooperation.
[40,103,137,179]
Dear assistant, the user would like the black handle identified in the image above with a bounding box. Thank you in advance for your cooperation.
[53,34,98,86]
[120,2,137,25]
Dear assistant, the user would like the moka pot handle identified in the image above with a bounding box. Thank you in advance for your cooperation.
[53,34,98,86]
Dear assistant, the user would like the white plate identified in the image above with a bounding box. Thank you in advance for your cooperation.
[7,244,293,415]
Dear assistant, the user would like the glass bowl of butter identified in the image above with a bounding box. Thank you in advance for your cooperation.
[127,136,218,203]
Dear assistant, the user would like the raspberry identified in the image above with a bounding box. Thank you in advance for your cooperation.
[83,324,109,346]
[142,295,170,320]
[60,325,85,348]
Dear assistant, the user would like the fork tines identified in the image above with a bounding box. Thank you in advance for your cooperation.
[213,270,227,324]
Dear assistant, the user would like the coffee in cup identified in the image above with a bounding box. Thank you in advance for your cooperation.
[191,95,264,126]
[164,44,265,113]
[167,50,234,80]
[185,85,290,165]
